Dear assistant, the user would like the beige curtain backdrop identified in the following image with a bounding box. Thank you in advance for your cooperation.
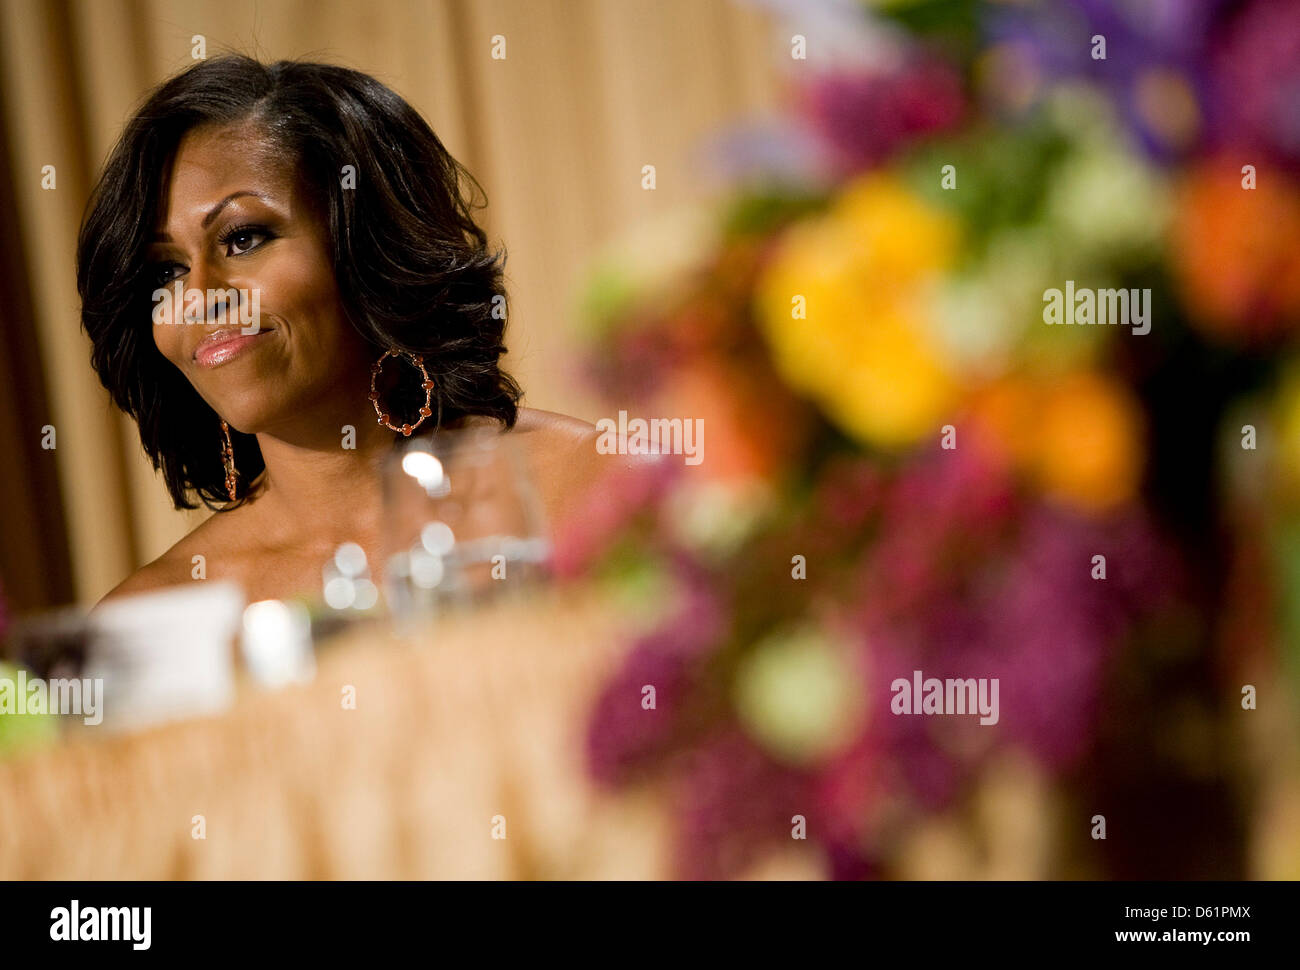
[0,0,782,609]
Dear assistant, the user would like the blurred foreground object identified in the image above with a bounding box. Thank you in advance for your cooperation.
[84,582,243,732]
[0,586,694,879]
[383,427,553,624]
[2,582,245,740]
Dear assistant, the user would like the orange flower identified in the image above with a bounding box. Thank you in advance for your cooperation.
[967,376,1041,472]
[967,371,1144,513]
[1032,372,1145,513]
[1170,158,1300,343]
[654,354,807,486]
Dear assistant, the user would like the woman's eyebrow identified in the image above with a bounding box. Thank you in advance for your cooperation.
[201,190,269,228]
[151,190,272,242]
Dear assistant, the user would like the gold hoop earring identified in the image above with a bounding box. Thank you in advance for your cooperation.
[369,349,435,437]
[220,418,238,502]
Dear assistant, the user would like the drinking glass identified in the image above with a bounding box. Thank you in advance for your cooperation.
[382,425,552,624]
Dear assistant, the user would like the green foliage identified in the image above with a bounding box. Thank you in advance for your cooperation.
[901,118,1073,263]
[721,187,830,239]
[0,663,59,759]
[870,0,983,66]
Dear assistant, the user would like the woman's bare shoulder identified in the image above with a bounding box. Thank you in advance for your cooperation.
[511,406,666,470]
[92,511,233,609]
[507,407,666,528]
[511,406,598,439]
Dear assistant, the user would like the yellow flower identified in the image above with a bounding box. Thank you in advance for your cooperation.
[756,174,961,448]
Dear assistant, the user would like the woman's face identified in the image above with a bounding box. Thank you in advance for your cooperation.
[148,121,371,434]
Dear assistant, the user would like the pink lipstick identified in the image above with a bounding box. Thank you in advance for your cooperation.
[193,328,274,369]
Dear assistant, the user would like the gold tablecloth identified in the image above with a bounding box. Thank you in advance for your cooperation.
[0,587,676,879]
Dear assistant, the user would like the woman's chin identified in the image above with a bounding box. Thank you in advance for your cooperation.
[213,401,283,437]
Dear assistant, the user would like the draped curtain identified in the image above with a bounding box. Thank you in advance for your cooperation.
[0,0,781,610]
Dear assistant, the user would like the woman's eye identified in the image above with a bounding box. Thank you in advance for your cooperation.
[153,263,184,287]
[225,229,268,256]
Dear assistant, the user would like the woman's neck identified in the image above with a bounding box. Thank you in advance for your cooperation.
[243,393,399,552]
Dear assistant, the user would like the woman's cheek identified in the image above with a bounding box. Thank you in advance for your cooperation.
[152,326,183,368]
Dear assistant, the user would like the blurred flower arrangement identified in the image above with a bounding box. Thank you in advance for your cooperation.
[562,0,1300,878]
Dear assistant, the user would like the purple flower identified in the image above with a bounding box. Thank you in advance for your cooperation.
[670,726,816,880]
[585,582,727,786]
[696,120,838,191]
[985,0,1230,160]
[797,58,966,176]
[1206,0,1300,163]
[855,446,1182,799]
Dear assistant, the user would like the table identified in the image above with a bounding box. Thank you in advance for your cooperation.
[0,587,678,879]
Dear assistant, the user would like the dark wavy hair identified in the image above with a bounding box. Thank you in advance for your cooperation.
[78,55,521,511]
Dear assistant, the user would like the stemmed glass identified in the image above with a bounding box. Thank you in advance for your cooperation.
[382,425,552,625]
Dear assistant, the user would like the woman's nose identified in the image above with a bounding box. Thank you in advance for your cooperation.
[183,260,240,325]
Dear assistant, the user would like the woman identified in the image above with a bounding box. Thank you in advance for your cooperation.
[81,55,643,606]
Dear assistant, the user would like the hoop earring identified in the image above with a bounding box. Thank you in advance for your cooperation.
[370,349,435,437]
[220,419,238,502]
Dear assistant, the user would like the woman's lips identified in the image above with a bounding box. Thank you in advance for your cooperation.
[193,329,275,369]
